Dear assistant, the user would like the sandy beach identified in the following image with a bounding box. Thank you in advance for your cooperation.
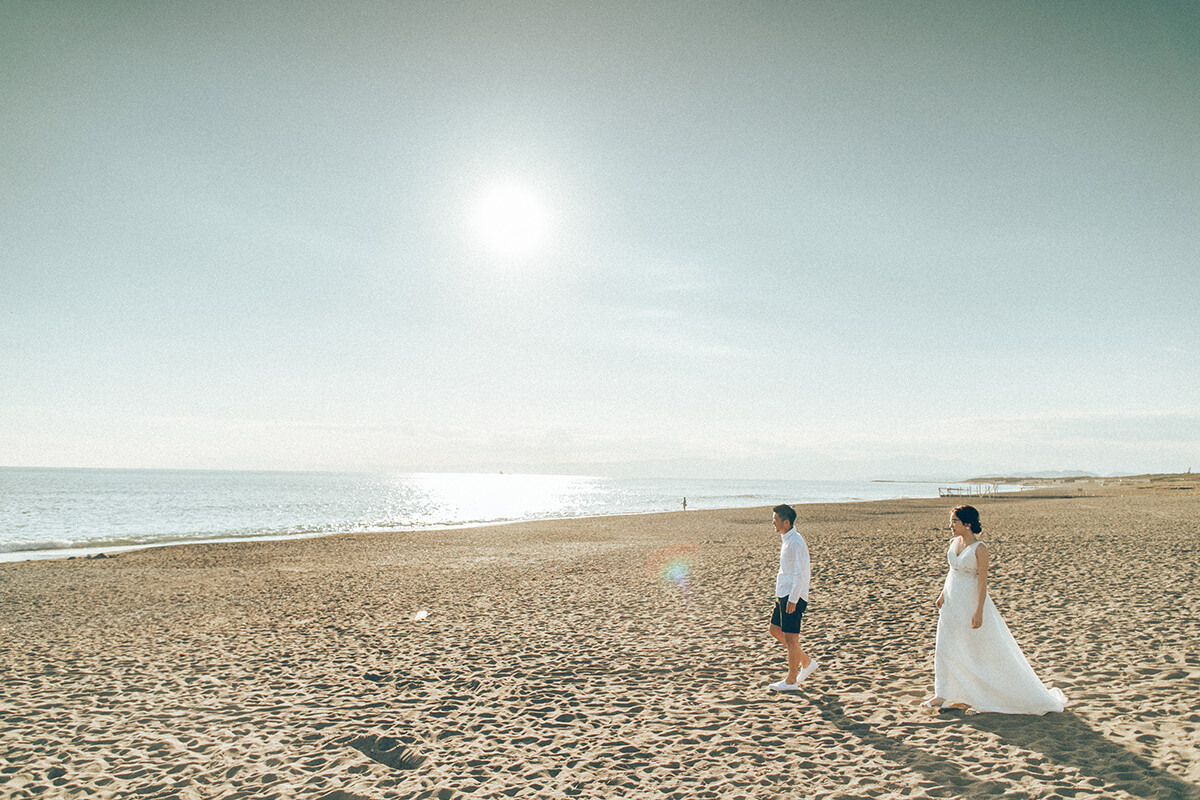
[1,476,1198,800]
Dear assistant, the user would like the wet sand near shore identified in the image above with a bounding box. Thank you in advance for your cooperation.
[1,477,1198,799]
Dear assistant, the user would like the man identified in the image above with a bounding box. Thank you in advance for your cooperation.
[768,504,819,691]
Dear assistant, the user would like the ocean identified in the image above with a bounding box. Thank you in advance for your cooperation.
[0,468,966,562]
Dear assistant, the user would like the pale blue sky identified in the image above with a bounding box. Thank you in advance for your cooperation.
[2,1,1197,479]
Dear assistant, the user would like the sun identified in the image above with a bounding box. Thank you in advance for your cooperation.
[470,179,551,259]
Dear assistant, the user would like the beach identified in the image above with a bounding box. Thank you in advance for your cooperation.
[1,476,1197,800]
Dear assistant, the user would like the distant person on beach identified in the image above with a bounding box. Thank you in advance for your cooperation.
[767,504,819,692]
[922,504,1067,714]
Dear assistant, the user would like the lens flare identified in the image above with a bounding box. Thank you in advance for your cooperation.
[645,543,697,591]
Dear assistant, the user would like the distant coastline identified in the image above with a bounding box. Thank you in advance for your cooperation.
[965,472,1194,485]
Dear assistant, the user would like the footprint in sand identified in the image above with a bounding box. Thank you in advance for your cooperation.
[347,735,425,771]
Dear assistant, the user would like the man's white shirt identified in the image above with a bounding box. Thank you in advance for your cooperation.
[775,527,810,603]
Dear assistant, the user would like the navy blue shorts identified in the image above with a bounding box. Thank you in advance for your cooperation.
[771,596,807,634]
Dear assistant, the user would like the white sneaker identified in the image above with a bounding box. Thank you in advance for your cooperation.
[798,660,820,682]
[768,680,799,692]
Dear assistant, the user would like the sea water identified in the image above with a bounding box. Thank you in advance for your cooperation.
[0,467,963,562]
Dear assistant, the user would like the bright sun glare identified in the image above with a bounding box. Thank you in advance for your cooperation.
[470,180,551,259]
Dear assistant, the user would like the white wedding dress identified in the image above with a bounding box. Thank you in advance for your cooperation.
[934,539,1067,715]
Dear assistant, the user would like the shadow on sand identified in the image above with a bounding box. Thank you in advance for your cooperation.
[808,692,1008,796]
[807,693,1199,800]
[964,711,1199,800]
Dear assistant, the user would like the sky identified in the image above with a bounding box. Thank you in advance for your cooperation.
[2,1,1198,480]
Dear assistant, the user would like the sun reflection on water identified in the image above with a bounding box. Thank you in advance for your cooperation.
[390,473,598,527]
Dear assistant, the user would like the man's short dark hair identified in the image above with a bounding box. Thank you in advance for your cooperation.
[773,504,796,525]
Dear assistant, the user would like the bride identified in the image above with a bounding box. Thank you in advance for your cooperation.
[922,505,1067,715]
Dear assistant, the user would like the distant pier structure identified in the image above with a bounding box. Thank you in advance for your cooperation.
[938,484,999,498]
